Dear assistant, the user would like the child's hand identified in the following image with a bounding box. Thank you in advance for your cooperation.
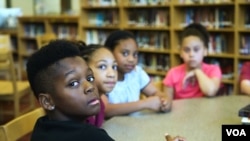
[143,96,162,111]
[182,70,196,88]
[160,97,171,112]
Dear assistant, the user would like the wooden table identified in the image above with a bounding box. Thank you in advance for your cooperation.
[102,95,250,141]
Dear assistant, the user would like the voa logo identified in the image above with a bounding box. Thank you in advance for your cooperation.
[226,129,246,136]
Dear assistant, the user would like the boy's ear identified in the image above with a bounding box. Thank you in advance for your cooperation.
[38,93,55,111]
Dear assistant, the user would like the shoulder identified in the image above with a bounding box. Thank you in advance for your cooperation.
[126,65,148,78]
[84,124,114,140]
[134,65,146,73]
[243,62,250,67]
[168,64,185,74]
[202,63,220,70]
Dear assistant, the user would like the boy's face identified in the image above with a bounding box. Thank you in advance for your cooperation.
[48,56,100,120]
[88,48,117,94]
[113,38,138,74]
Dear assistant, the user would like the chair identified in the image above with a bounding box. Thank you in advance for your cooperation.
[0,47,35,119]
[36,33,57,49]
[153,80,163,91]
[140,80,163,99]
[0,107,45,141]
[0,35,12,50]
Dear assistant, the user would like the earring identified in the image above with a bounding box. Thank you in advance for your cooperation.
[50,106,55,111]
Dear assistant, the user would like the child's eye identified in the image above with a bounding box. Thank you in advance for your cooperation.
[122,51,129,57]
[98,65,107,70]
[87,75,95,82]
[68,81,79,87]
[113,64,118,70]
[194,47,200,52]
[183,48,190,53]
[133,52,138,58]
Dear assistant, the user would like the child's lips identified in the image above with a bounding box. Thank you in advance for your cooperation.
[125,65,134,70]
[105,81,116,86]
[88,98,100,106]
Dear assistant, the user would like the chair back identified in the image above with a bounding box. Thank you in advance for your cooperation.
[0,108,45,141]
[0,39,34,118]
[0,34,12,51]
[36,33,57,49]
[0,47,17,92]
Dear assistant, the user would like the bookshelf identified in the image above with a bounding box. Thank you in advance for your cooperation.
[79,0,121,45]
[17,15,80,80]
[123,1,171,83]
[79,0,249,95]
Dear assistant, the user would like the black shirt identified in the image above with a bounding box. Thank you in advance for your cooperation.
[31,116,114,141]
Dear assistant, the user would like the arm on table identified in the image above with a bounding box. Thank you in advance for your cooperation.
[240,79,250,96]
[101,94,163,118]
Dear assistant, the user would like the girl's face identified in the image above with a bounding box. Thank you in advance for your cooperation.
[113,38,138,74]
[50,56,100,120]
[88,48,117,94]
[180,35,207,69]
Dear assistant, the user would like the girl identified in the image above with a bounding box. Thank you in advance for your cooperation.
[77,42,118,127]
[103,30,170,118]
[163,23,222,103]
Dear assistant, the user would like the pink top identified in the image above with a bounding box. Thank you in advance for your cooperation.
[86,99,105,128]
[240,62,250,82]
[163,63,222,99]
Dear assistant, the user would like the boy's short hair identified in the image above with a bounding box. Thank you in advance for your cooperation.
[26,39,81,98]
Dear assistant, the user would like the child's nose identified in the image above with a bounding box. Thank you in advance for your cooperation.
[107,67,116,78]
[127,55,135,62]
[83,81,95,95]
[189,50,194,57]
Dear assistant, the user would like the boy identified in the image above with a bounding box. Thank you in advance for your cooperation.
[26,40,114,141]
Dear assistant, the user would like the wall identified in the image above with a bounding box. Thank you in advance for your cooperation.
[11,0,33,15]
[71,0,80,15]
[43,0,60,15]
[10,0,79,15]
[0,0,6,8]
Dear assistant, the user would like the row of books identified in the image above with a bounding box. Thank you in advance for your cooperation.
[52,24,78,39]
[25,41,37,55]
[88,0,117,6]
[217,84,233,95]
[208,34,227,54]
[204,58,234,79]
[87,10,119,26]
[183,8,233,29]
[244,8,250,28]
[127,9,169,27]
[179,0,232,4]
[85,29,170,49]
[85,30,111,45]
[240,35,250,55]
[138,53,170,72]
[134,31,169,49]
[129,0,170,5]
[23,24,45,37]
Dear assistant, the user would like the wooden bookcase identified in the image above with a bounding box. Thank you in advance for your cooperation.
[17,15,80,80]
[79,0,121,45]
[79,0,250,95]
